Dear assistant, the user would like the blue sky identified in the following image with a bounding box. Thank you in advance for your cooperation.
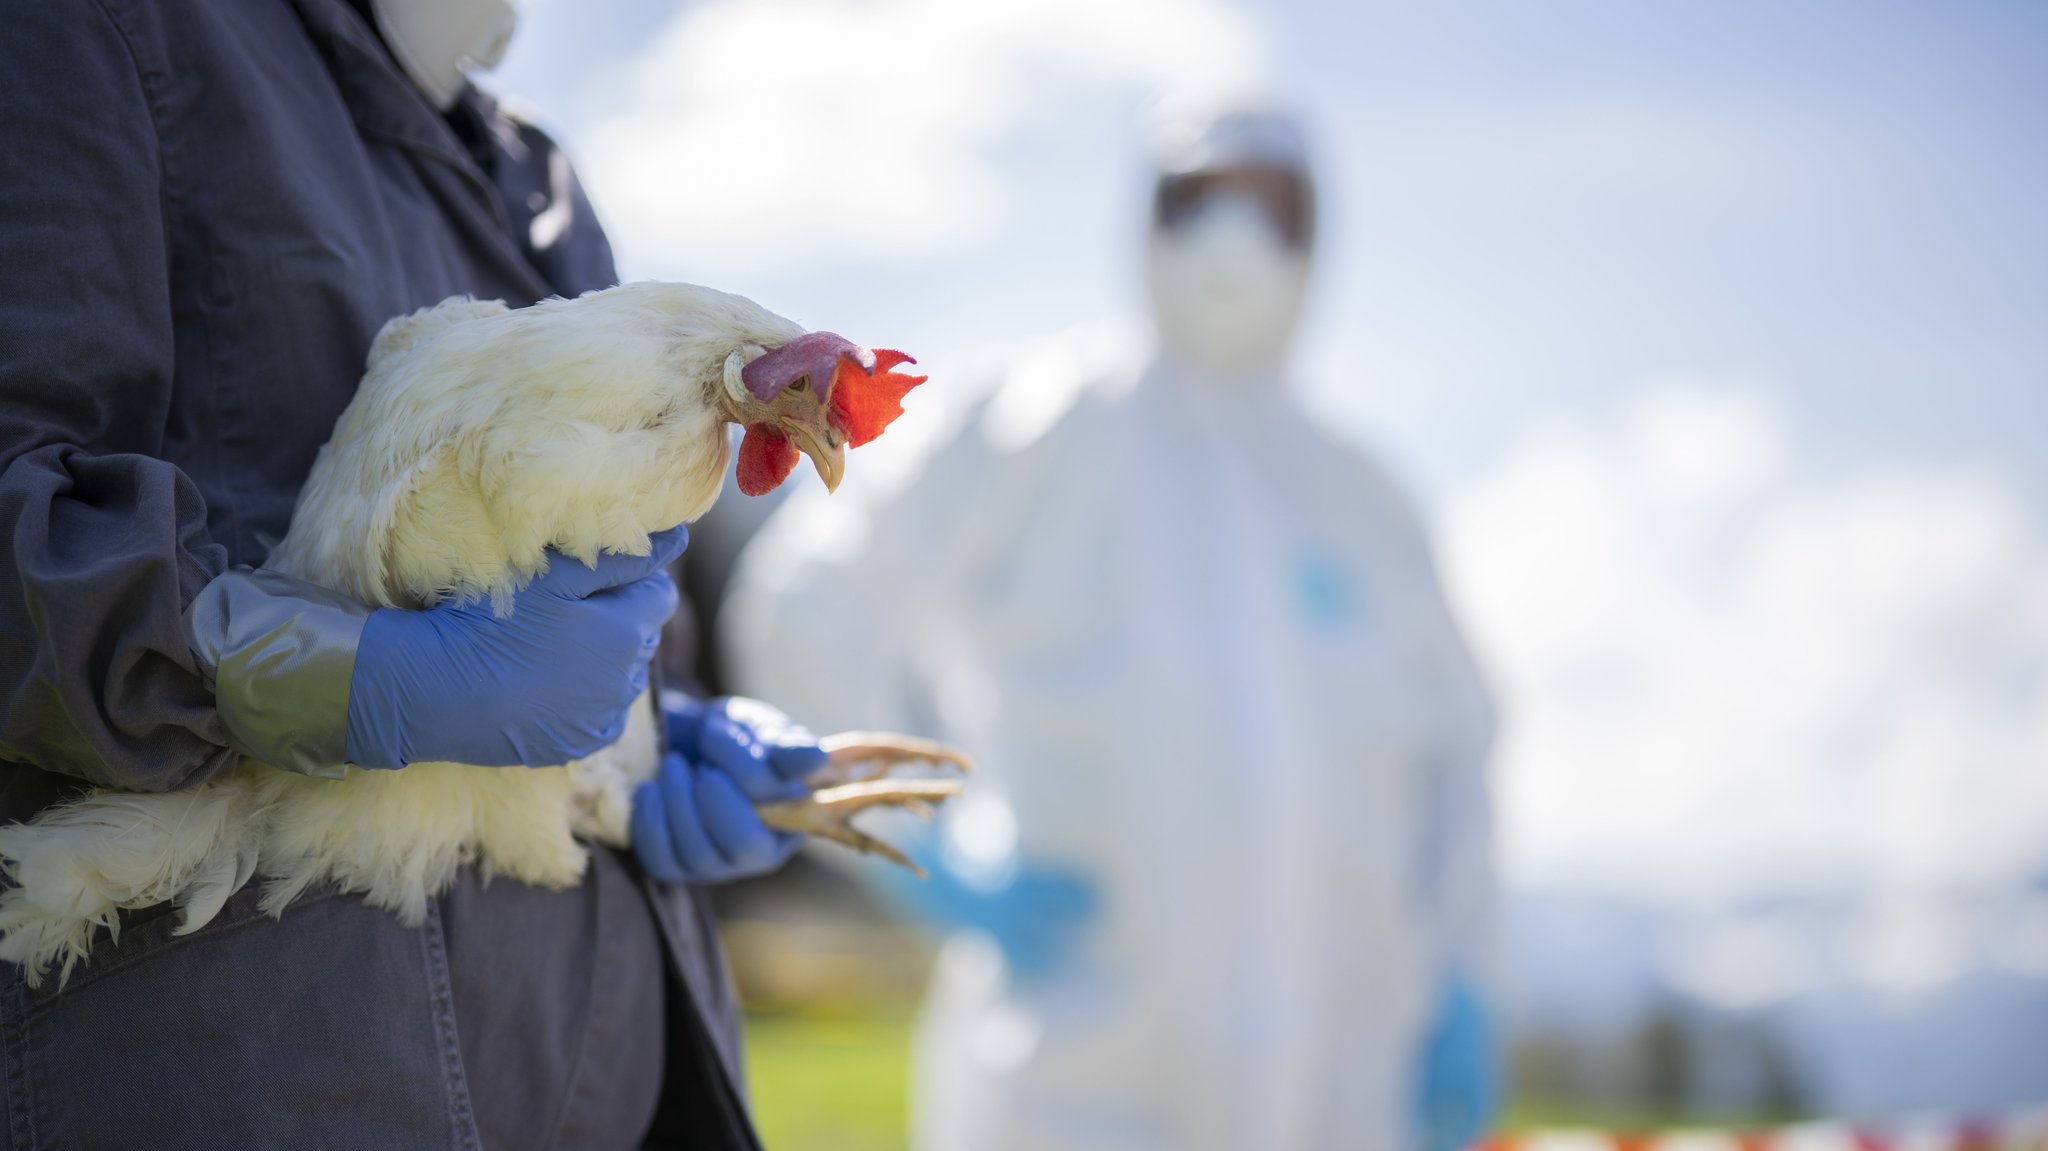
[499,0,2048,513]
[492,2,2048,922]
[1274,1,2048,509]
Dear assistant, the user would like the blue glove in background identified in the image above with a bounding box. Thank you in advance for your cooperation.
[1413,970,1502,1151]
[630,751,801,884]
[344,525,688,769]
[878,831,1098,982]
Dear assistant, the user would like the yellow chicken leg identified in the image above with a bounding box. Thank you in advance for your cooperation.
[754,732,973,875]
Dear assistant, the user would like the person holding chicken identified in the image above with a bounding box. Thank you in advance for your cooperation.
[0,0,869,1147]
[726,104,1503,1150]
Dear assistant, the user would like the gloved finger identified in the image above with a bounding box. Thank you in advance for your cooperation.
[711,696,799,744]
[586,568,681,641]
[709,697,826,783]
[698,713,792,802]
[644,523,691,566]
[585,703,634,756]
[624,648,653,702]
[766,741,828,783]
[694,769,791,875]
[657,754,723,878]
[530,525,690,599]
[663,695,708,758]
[630,780,686,883]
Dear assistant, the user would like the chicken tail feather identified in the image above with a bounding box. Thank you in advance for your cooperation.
[0,779,261,986]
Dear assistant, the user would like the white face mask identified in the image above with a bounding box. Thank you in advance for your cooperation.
[370,0,520,111]
[1144,190,1310,384]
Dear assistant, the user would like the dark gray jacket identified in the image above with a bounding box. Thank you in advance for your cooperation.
[0,0,757,1146]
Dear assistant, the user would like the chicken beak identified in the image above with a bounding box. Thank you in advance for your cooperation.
[791,424,845,493]
[811,440,846,493]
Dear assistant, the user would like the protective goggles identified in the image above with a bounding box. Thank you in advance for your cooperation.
[1154,165,1316,250]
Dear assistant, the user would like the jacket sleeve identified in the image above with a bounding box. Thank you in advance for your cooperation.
[1423,641,1500,988]
[1390,485,1502,991]
[0,0,239,792]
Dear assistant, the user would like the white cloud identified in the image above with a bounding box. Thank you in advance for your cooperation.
[579,0,1262,274]
[1446,384,2048,907]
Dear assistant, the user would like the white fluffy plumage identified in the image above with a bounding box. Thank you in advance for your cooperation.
[0,282,805,984]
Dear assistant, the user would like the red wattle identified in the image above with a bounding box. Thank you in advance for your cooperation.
[737,424,800,496]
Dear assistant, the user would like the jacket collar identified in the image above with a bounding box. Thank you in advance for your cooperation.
[285,0,553,303]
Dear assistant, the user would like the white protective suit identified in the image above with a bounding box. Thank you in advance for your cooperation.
[723,110,1497,1151]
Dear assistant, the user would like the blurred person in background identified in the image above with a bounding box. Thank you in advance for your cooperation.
[725,103,1501,1151]
[0,0,830,1145]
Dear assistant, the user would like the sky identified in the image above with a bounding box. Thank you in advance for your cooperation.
[492,2,2048,918]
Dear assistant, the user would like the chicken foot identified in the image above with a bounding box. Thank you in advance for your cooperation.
[753,733,973,875]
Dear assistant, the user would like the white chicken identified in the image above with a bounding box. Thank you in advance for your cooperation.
[0,281,965,985]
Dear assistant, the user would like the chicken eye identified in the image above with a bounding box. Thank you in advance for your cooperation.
[786,374,811,395]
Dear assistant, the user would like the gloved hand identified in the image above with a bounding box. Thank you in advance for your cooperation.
[664,695,828,802]
[882,836,1098,982]
[630,751,801,884]
[631,695,822,884]
[1412,970,1501,1151]
[343,525,688,769]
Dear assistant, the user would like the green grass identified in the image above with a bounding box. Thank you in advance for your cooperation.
[744,1011,913,1151]
[742,1009,1790,1149]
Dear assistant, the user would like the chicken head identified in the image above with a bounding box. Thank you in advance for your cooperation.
[720,331,925,496]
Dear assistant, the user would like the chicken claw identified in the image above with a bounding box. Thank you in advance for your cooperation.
[810,732,976,788]
[754,731,974,874]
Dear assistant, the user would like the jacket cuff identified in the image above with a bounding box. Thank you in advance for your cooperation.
[182,568,372,780]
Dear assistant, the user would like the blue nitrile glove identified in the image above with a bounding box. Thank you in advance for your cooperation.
[664,695,829,803]
[630,750,802,884]
[1412,970,1501,1151]
[880,832,1098,982]
[343,525,689,769]
[630,695,823,884]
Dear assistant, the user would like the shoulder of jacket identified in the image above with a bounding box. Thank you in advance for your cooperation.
[1277,397,1445,543]
[466,84,570,155]
[978,324,1148,455]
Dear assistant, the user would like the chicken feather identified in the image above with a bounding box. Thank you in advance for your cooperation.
[0,282,957,985]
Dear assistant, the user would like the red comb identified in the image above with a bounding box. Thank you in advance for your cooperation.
[830,349,925,448]
[736,425,800,496]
